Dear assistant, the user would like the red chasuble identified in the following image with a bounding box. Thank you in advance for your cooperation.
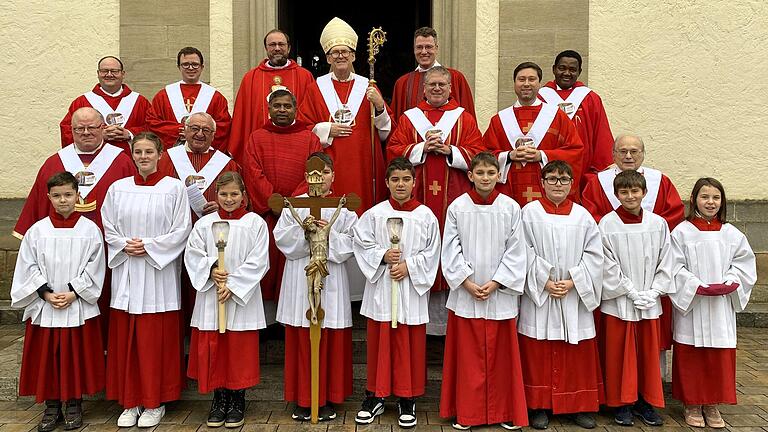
[241,121,322,301]
[227,60,315,163]
[60,84,151,154]
[147,83,232,150]
[13,147,136,238]
[157,150,240,212]
[483,104,583,205]
[539,81,613,191]
[298,79,391,214]
[391,67,475,121]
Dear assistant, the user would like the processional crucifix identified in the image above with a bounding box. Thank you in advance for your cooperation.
[267,156,360,423]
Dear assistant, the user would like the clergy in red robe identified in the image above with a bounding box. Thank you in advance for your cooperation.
[61,56,151,154]
[483,62,583,205]
[387,66,484,334]
[391,27,475,121]
[242,90,322,301]
[298,17,392,214]
[147,47,231,150]
[538,50,613,191]
[227,30,315,163]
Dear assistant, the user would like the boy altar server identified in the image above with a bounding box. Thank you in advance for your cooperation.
[598,170,673,427]
[274,152,358,422]
[12,172,106,432]
[185,171,270,428]
[352,157,441,428]
[519,160,604,430]
[439,152,529,430]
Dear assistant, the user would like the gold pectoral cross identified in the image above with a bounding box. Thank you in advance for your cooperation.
[428,180,442,196]
[522,186,542,202]
[185,98,194,112]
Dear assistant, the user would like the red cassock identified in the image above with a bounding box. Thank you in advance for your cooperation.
[483,104,583,205]
[387,99,484,292]
[672,342,736,405]
[440,313,528,427]
[187,329,260,394]
[242,121,322,301]
[147,83,232,150]
[539,81,613,191]
[391,67,475,121]
[366,320,426,398]
[227,60,315,163]
[298,80,391,215]
[60,85,151,154]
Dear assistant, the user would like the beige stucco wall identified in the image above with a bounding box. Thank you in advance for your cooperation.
[0,0,120,198]
[590,0,768,200]
[209,0,235,105]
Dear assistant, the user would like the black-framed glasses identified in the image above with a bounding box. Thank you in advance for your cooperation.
[329,50,353,59]
[180,62,202,70]
[543,176,573,185]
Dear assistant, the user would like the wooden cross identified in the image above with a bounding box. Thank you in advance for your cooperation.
[428,180,442,196]
[522,186,542,202]
[184,98,194,112]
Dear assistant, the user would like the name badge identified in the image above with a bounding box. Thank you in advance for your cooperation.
[514,136,535,148]
[76,171,96,186]
[558,102,575,116]
[185,175,207,190]
[105,112,125,126]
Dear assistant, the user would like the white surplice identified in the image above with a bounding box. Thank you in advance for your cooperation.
[353,201,441,325]
[101,176,192,314]
[599,210,674,321]
[519,200,604,344]
[441,193,527,320]
[184,212,269,331]
[274,198,358,329]
[669,221,756,348]
[11,217,105,328]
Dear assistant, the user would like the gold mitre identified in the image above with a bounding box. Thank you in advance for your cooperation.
[320,17,357,53]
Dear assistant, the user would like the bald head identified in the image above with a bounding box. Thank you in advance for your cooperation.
[613,134,646,171]
[71,107,105,152]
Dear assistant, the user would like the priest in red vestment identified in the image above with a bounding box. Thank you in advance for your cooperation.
[60,56,151,154]
[391,27,475,122]
[483,62,583,205]
[538,50,613,192]
[147,47,231,150]
[298,17,393,215]
[227,30,315,163]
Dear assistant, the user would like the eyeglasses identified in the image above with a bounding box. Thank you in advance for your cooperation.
[98,69,123,75]
[180,62,202,70]
[187,126,215,135]
[543,176,573,185]
[329,50,353,59]
[267,42,288,48]
[73,124,103,134]
[614,149,643,157]
[415,44,436,52]
[425,82,450,89]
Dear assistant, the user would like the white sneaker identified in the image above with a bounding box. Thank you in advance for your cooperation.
[137,406,165,428]
[117,406,144,427]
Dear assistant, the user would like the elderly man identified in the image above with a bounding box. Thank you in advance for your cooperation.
[147,47,231,149]
[227,30,315,163]
[483,62,583,205]
[391,27,475,121]
[298,17,393,214]
[387,66,484,335]
[60,56,151,154]
[538,50,614,191]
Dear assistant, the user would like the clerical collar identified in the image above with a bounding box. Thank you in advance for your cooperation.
[514,99,543,108]
[468,189,499,205]
[389,197,420,212]
[416,60,441,72]
[264,59,292,69]
[74,142,105,155]
[218,202,248,220]
[691,215,723,231]
[616,206,643,224]
[49,208,81,229]
[331,72,354,82]
[134,171,165,186]
[100,85,124,97]
[539,196,573,215]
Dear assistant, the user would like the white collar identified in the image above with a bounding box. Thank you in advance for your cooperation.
[184,143,213,153]
[513,98,543,108]
[99,85,124,97]
[427,100,450,108]
[264,59,292,69]
[331,72,354,82]
[415,60,442,72]
[74,141,105,155]
[609,164,645,174]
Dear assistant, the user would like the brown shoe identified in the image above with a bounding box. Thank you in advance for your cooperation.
[702,405,725,428]
[38,400,62,432]
[683,405,705,428]
[63,399,83,430]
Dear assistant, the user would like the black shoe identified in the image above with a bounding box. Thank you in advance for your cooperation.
[355,393,385,424]
[529,410,549,430]
[291,405,310,421]
[224,389,245,428]
[38,400,62,432]
[397,398,417,428]
[63,399,82,430]
[207,388,229,427]
[318,404,337,422]
[632,399,663,426]
[614,406,634,426]
[571,412,596,429]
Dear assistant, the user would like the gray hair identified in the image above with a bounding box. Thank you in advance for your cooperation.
[71,107,105,126]
[613,133,645,152]
[185,112,216,131]
[424,66,451,84]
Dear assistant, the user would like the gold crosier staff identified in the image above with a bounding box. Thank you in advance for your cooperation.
[367,27,386,201]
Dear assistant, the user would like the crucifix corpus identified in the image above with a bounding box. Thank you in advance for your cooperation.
[267,156,360,423]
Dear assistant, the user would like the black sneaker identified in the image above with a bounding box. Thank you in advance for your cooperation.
[224,389,245,428]
[614,405,634,426]
[207,389,229,427]
[318,404,337,421]
[38,400,62,432]
[632,399,663,426]
[62,399,83,430]
[529,410,549,430]
[291,405,310,421]
[397,398,417,428]
[570,412,596,429]
[355,395,385,424]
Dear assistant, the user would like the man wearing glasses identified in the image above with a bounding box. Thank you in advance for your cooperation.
[391,27,475,121]
[60,56,151,154]
[227,29,314,163]
[147,47,232,150]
